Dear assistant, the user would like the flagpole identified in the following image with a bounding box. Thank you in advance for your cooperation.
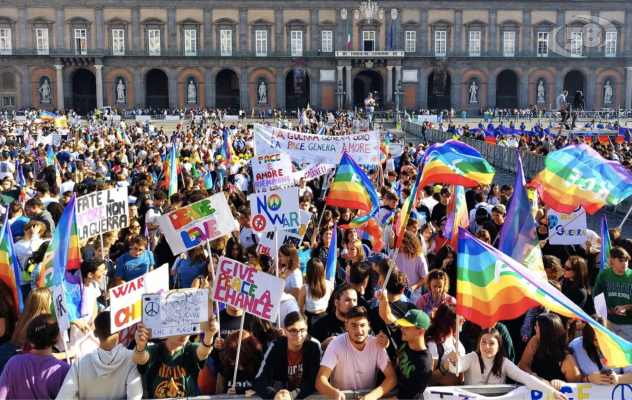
[206,239,220,335]
[274,226,281,328]
[619,203,632,228]
[231,313,245,391]
[381,247,400,290]
[541,208,588,244]
[62,338,71,365]
[455,314,460,374]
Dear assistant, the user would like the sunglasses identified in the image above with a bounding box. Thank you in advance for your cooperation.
[429,271,445,279]
[563,267,573,272]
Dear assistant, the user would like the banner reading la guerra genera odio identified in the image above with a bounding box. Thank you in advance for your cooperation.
[157,192,238,255]
[254,123,380,165]
[75,187,129,241]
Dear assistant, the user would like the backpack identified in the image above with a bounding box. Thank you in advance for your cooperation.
[474,206,492,226]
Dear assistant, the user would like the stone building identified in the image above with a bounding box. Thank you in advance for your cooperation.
[0,1,631,113]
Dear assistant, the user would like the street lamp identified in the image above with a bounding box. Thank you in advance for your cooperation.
[394,80,403,112]
[335,80,345,109]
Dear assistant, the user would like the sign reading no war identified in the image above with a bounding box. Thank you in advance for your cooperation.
[157,193,238,254]
[249,187,300,233]
[76,187,129,240]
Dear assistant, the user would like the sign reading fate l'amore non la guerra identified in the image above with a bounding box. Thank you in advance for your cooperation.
[76,187,129,240]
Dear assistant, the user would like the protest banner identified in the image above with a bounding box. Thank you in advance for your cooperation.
[51,285,70,333]
[422,383,631,400]
[212,257,285,322]
[292,162,335,182]
[157,192,238,255]
[71,332,100,359]
[75,187,129,240]
[548,206,588,245]
[109,264,169,332]
[254,123,380,164]
[413,114,442,123]
[252,152,293,192]
[250,187,300,233]
[142,288,210,338]
[256,229,303,258]
[388,143,405,157]
[298,247,312,274]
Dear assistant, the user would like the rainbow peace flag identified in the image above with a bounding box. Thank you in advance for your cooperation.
[167,145,179,200]
[527,143,632,215]
[46,146,55,166]
[381,209,395,227]
[115,126,127,145]
[0,209,24,315]
[600,215,612,270]
[380,132,390,163]
[442,185,469,251]
[220,128,234,165]
[53,157,62,188]
[325,221,338,284]
[394,170,422,248]
[498,151,544,275]
[37,195,84,322]
[41,110,55,121]
[418,139,495,188]
[16,165,26,204]
[326,152,383,252]
[457,227,632,368]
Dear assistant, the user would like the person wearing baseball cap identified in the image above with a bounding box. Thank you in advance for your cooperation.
[376,289,433,399]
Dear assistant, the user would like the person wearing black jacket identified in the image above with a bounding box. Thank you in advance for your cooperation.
[254,312,322,400]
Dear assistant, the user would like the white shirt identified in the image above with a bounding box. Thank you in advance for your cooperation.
[59,181,75,194]
[0,161,15,180]
[239,226,259,249]
[298,186,313,198]
[234,174,250,192]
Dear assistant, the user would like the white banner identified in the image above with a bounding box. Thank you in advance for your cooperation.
[413,115,442,123]
[157,193,238,255]
[51,285,70,333]
[109,265,169,332]
[75,187,129,240]
[212,257,285,322]
[293,162,335,182]
[388,143,405,157]
[135,116,152,122]
[422,383,631,400]
[142,289,209,337]
[254,124,380,165]
[548,206,588,245]
[250,187,301,233]
[252,152,293,193]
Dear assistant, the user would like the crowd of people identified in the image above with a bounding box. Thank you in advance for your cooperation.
[0,108,631,400]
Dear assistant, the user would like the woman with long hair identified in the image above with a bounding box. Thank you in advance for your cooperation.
[487,184,501,206]
[444,329,567,399]
[389,231,427,302]
[419,222,435,257]
[279,244,302,299]
[518,313,581,389]
[430,245,457,297]
[561,256,589,310]
[415,269,456,318]
[172,245,209,288]
[425,303,465,386]
[544,255,564,282]
[225,236,247,263]
[297,258,333,328]
[216,330,264,395]
[0,279,17,348]
[311,226,333,264]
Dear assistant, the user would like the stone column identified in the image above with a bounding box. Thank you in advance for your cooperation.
[626,11,632,54]
[204,8,213,52]
[95,6,104,51]
[95,64,103,109]
[310,8,318,52]
[239,8,248,52]
[310,71,318,107]
[386,66,393,103]
[520,69,529,108]
[555,10,565,49]
[452,67,461,110]
[487,69,496,108]
[133,67,142,108]
[55,6,65,49]
[419,9,428,54]
[169,68,178,108]
[335,9,343,51]
[276,67,285,111]
[337,66,344,107]
[167,8,176,52]
[18,6,27,49]
[21,67,31,108]
[522,10,531,54]
[205,68,213,107]
[554,69,564,107]
[419,68,428,109]
[625,67,632,110]
[132,7,141,51]
[240,69,249,110]
[454,9,462,54]
[274,8,283,53]
[586,68,596,110]
[345,64,352,106]
[55,65,64,109]
[489,10,497,54]
[395,66,402,88]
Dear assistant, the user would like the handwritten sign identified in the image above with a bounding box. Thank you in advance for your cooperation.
[252,152,293,193]
[52,285,70,333]
[292,162,335,182]
[250,187,300,233]
[142,289,209,337]
[212,257,285,322]
[76,187,129,240]
[254,124,380,164]
[256,230,303,259]
[548,206,588,245]
[109,265,169,332]
[157,192,237,254]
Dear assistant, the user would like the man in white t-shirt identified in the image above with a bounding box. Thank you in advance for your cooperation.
[316,306,397,399]
[298,177,313,199]
[0,155,15,181]
[238,207,259,253]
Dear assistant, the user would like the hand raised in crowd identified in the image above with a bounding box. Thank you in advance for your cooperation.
[71,318,92,334]
[203,314,219,335]
[135,322,150,350]
[376,331,389,349]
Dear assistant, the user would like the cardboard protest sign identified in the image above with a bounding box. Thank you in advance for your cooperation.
[388,143,405,157]
[252,152,293,192]
[250,187,300,233]
[548,206,588,245]
[109,264,169,332]
[51,285,70,333]
[254,124,380,164]
[256,230,303,258]
[157,192,238,255]
[142,289,210,338]
[75,187,129,240]
[292,162,335,182]
[212,257,285,322]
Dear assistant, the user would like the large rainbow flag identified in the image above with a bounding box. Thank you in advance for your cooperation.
[498,151,544,275]
[37,195,84,322]
[527,143,632,214]
[0,208,24,315]
[220,127,234,165]
[380,132,390,163]
[394,169,422,248]
[326,152,383,252]
[46,146,55,166]
[325,221,338,284]
[167,145,179,200]
[41,110,56,121]
[418,139,495,188]
[457,227,632,368]
[203,170,214,190]
[600,214,612,271]
[442,185,469,251]
[16,165,26,204]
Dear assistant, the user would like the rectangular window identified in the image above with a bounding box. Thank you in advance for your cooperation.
[469,31,480,56]
[405,31,416,52]
[605,31,617,57]
[435,30,446,56]
[221,29,232,56]
[255,30,267,56]
[184,29,196,56]
[322,30,332,52]
[537,32,548,57]
[570,31,582,56]
[112,29,124,55]
[291,30,302,56]
[503,31,515,57]
[36,29,49,55]
[148,29,160,56]
[0,29,11,55]
[363,31,375,51]
[3,97,15,107]
[74,29,87,55]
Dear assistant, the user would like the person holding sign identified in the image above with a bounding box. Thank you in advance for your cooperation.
[132,314,219,399]
[253,312,322,400]
[315,306,397,400]
[114,235,154,286]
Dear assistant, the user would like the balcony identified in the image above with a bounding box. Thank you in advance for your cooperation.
[335,51,404,58]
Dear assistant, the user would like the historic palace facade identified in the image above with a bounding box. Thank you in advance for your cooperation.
[0,1,631,113]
